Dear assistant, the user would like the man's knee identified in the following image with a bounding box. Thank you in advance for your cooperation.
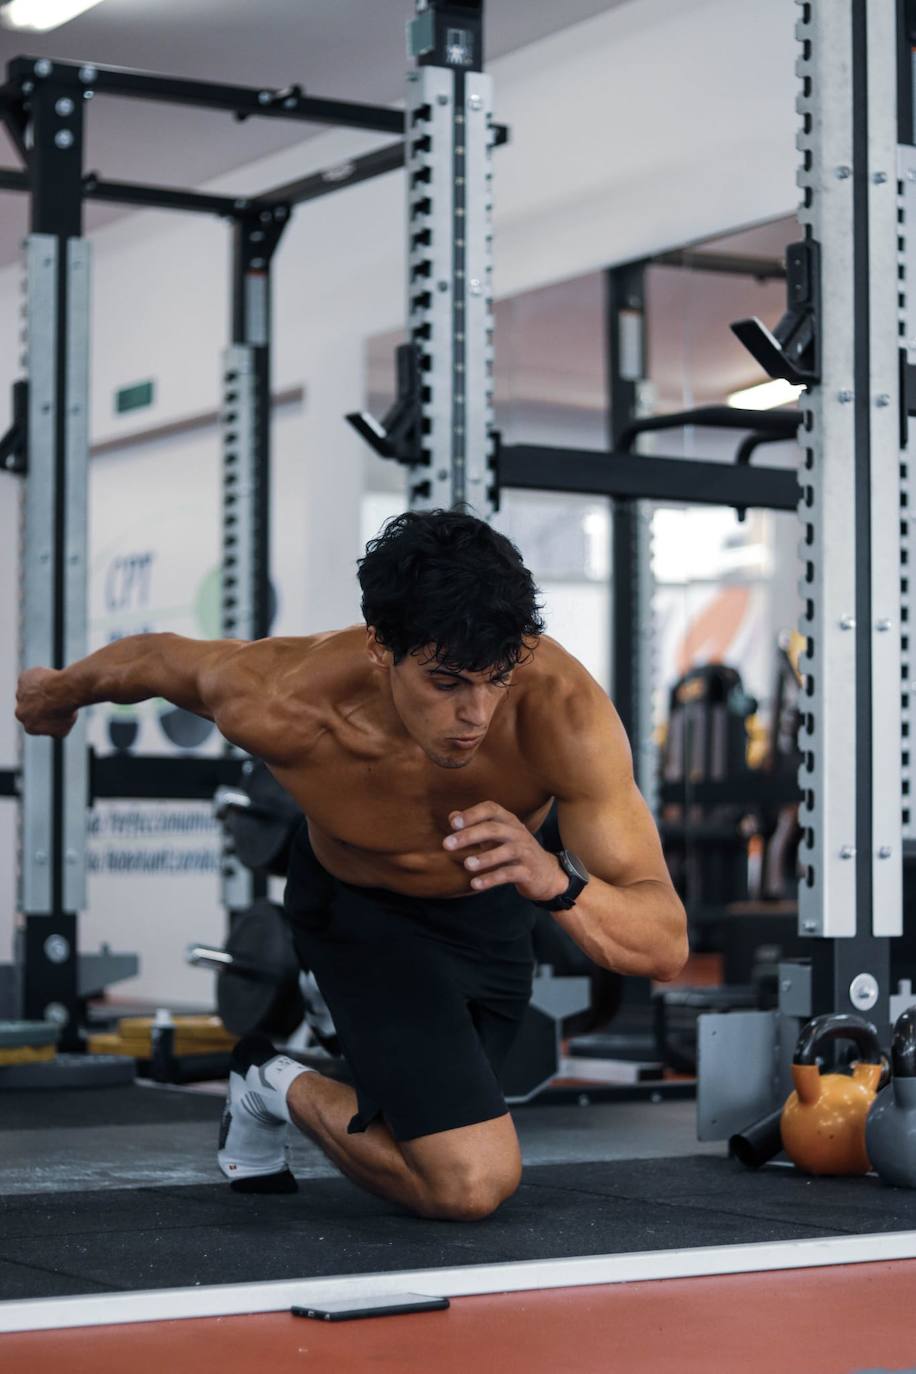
[420,1155,522,1222]
[402,1114,522,1221]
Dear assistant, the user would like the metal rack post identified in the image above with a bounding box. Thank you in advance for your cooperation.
[405,0,496,516]
[18,67,90,1041]
[794,0,903,1021]
[605,262,657,808]
[219,210,290,914]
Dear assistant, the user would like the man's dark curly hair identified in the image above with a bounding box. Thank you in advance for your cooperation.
[357,509,545,678]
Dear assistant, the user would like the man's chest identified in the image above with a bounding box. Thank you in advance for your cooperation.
[281,744,551,855]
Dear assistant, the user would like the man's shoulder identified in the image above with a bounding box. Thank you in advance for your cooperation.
[230,627,369,752]
[248,629,362,676]
[515,637,615,776]
[249,627,366,692]
[518,636,608,718]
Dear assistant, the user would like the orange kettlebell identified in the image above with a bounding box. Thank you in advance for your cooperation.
[781,1013,884,1176]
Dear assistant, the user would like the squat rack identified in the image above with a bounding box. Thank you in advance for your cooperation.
[358,0,916,1056]
[0,0,504,1040]
[4,0,910,1070]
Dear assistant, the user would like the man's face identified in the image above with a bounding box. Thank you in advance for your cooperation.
[368,632,513,769]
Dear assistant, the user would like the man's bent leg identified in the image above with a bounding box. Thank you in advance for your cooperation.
[287,1070,522,1220]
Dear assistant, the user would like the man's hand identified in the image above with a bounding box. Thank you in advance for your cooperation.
[15,667,78,738]
[443,801,568,904]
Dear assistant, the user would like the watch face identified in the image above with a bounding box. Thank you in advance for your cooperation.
[563,851,589,884]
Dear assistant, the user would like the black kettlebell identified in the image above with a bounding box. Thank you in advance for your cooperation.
[865,1006,916,1188]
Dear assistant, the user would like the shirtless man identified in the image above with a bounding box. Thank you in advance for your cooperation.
[16,509,687,1222]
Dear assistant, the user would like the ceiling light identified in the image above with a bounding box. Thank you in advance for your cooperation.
[0,0,106,33]
[727,378,804,411]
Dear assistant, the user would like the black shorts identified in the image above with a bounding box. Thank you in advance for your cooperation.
[283,820,536,1142]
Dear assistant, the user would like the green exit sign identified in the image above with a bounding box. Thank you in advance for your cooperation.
[115,380,155,414]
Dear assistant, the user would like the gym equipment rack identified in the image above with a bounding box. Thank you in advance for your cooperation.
[0,1,503,1041]
[696,0,916,1143]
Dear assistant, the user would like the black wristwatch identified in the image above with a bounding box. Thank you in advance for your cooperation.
[533,850,590,911]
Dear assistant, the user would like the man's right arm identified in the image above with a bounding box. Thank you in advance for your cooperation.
[15,633,306,761]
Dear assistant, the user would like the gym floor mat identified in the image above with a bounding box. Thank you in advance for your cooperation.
[0,1085,222,1133]
[1,1155,915,1301]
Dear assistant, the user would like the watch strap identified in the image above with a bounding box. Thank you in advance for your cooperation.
[532,850,589,911]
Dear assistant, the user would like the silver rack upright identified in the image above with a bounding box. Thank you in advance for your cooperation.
[792,0,905,1021]
[15,75,92,1040]
[219,210,288,914]
[405,1,496,517]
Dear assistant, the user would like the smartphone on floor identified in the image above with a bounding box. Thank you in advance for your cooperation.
[292,1292,450,1322]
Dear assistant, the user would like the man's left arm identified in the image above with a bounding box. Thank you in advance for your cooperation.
[547,778,688,982]
[443,684,688,981]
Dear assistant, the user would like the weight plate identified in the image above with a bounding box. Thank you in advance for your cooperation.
[218,899,303,1037]
[225,762,303,875]
[225,809,293,875]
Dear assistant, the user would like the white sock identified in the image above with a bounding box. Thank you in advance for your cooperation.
[246,1052,313,1123]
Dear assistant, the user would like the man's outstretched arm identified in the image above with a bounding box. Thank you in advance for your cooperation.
[15,632,309,761]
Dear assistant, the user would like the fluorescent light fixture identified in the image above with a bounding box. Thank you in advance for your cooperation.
[727,378,804,411]
[0,0,106,32]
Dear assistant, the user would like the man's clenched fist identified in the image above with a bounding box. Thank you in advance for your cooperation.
[15,667,77,738]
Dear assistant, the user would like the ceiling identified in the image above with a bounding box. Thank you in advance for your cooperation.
[0,0,629,266]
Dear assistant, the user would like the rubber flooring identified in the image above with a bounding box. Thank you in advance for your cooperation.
[0,1085,721,1195]
[0,1084,221,1132]
[2,1154,916,1300]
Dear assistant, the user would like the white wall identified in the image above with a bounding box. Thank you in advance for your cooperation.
[0,0,799,997]
[488,0,798,295]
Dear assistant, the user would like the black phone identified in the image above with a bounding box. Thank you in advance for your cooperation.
[291,1292,450,1322]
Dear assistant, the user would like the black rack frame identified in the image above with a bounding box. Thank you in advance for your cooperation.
[0,56,509,216]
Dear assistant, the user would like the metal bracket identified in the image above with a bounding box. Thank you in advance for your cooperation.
[346,342,424,465]
[0,378,28,474]
[731,241,821,386]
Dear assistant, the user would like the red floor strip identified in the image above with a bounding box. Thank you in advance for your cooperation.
[3,1259,916,1374]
